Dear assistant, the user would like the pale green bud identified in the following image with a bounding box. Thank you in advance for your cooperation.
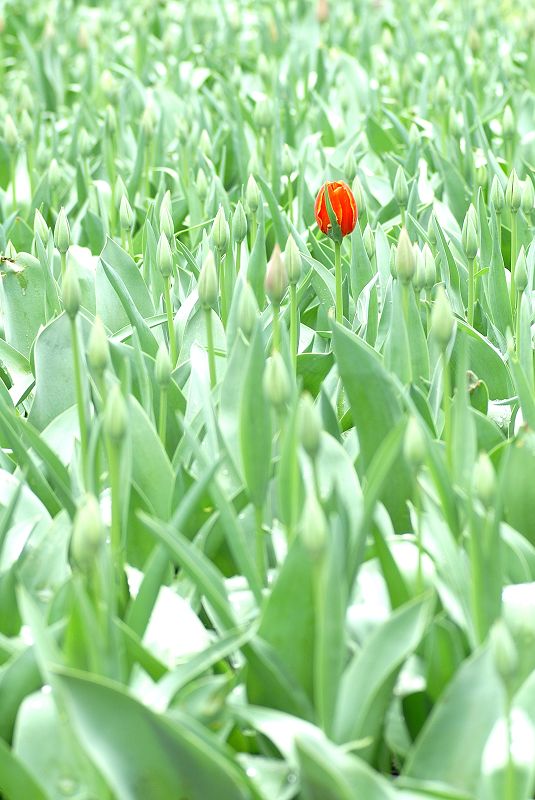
[119,194,134,231]
[87,316,109,373]
[343,149,357,182]
[20,110,33,143]
[199,129,211,158]
[265,243,288,306]
[462,212,478,260]
[198,251,219,309]
[473,451,496,507]
[435,75,448,106]
[404,415,426,469]
[423,243,436,290]
[159,203,174,241]
[54,207,70,254]
[395,228,416,283]
[33,209,49,243]
[263,351,291,409]
[515,246,528,293]
[490,620,518,685]
[245,175,260,214]
[298,393,322,459]
[476,163,487,188]
[212,207,229,253]
[413,245,425,291]
[300,488,328,559]
[18,84,33,112]
[4,114,18,150]
[104,384,128,443]
[141,103,156,138]
[490,175,505,213]
[394,165,409,209]
[157,232,173,278]
[285,234,302,285]
[363,224,375,260]
[351,175,366,216]
[254,96,274,130]
[282,144,293,177]
[232,201,247,244]
[4,241,16,259]
[521,177,534,215]
[427,212,437,245]
[408,123,420,145]
[78,128,92,157]
[62,266,81,319]
[238,282,259,339]
[70,494,103,573]
[431,285,455,349]
[155,343,172,387]
[506,169,521,213]
[502,105,515,140]
[105,104,117,135]
[196,169,208,201]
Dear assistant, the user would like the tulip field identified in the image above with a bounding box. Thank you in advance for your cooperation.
[3,0,535,797]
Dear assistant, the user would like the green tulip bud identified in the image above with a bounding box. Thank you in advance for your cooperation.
[448,108,461,138]
[157,232,173,278]
[4,114,18,150]
[246,175,260,214]
[18,84,33,112]
[212,207,229,253]
[54,208,70,254]
[363,224,375,261]
[238,282,259,339]
[490,175,505,213]
[33,209,49,243]
[423,243,436,290]
[413,245,425,291]
[300,488,328,559]
[87,316,109,373]
[506,169,521,213]
[70,494,104,573]
[254,96,274,130]
[100,68,117,99]
[265,243,289,306]
[502,105,515,140]
[104,384,128,443]
[141,103,156,138]
[196,169,208,201]
[490,620,518,685]
[282,144,293,177]
[105,105,117,135]
[159,204,174,242]
[20,110,33,143]
[462,212,478,260]
[473,451,496,508]
[4,241,16,260]
[62,266,81,320]
[199,129,211,158]
[232,201,247,244]
[476,163,487,188]
[298,392,322,459]
[389,246,397,279]
[515,246,528,293]
[404,415,427,469]
[343,149,357,182]
[198,251,219,309]
[431,285,455,349]
[78,128,92,157]
[395,228,416,284]
[285,234,302,285]
[521,177,534,216]
[155,343,172,387]
[351,175,366,216]
[408,123,420,145]
[427,212,437,245]
[435,75,448,106]
[394,165,409,209]
[263,351,291,409]
[48,158,61,190]
[119,194,134,231]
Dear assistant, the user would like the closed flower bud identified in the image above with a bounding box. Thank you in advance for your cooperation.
[196,169,208,201]
[159,203,174,241]
[285,234,302,285]
[119,194,134,231]
[408,123,420,145]
[246,175,260,214]
[70,495,104,573]
[199,129,211,158]
[414,245,425,291]
[343,149,357,182]
[521,177,534,215]
[232,201,247,244]
[4,241,16,259]
[104,384,128,443]
[490,175,505,213]
[155,343,172,387]
[238,282,259,338]
[157,232,173,278]
[4,114,18,150]
[363,224,375,260]
[105,105,117,135]
[62,266,81,319]
[78,128,92,157]
[54,207,70,254]
[198,251,219,309]
[395,228,416,283]
[141,104,156,138]
[88,316,109,373]
[490,620,518,685]
[351,175,366,216]
[394,166,409,209]
[282,144,293,177]
[502,105,515,140]
[298,392,322,459]
[435,75,448,106]
[515,246,528,293]
[100,69,117,99]
[48,158,61,190]
[20,110,33,143]
[476,163,487,188]
[506,169,521,213]
[423,243,436,290]
[18,84,33,112]
[254,96,274,130]
[265,244,288,306]
[431,285,455,349]
[263,351,291,409]
[300,488,328,559]
[427,212,437,245]
[462,212,478,259]
[212,207,229,253]
[33,209,49,243]
[404,415,426,469]
[473,451,496,507]
[389,246,397,279]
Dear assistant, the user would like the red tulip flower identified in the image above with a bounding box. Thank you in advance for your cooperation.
[314,181,358,241]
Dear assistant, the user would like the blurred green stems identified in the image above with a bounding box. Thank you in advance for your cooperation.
[400,207,406,227]
[158,386,168,444]
[401,283,413,382]
[287,178,294,224]
[272,304,280,352]
[496,210,502,250]
[106,438,122,571]
[10,153,17,208]
[467,257,475,326]
[290,284,298,373]
[204,308,217,389]
[468,510,485,644]
[235,242,241,276]
[510,211,518,312]
[216,247,228,324]
[163,277,177,366]
[26,145,34,197]
[515,290,522,354]
[442,351,452,465]
[255,505,266,587]
[250,212,257,250]
[70,317,89,481]
[61,251,67,279]
[334,241,343,325]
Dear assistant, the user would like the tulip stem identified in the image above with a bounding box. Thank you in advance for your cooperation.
[468,256,475,326]
[61,251,67,279]
[107,438,122,571]
[334,240,343,325]
[158,386,167,445]
[272,303,280,352]
[235,242,241,276]
[11,154,17,208]
[510,211,518,314]
[70,317,89,482]
[205,308,217,389]
[442,351,452,466]
[255,505,266,587]
[287,178,293,224]
[250,212,257,250]
[516,290,522,356]
[163,276,177,367]
[290,284,298,373]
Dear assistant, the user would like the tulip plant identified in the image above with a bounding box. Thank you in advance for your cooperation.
[1,0,535,799]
